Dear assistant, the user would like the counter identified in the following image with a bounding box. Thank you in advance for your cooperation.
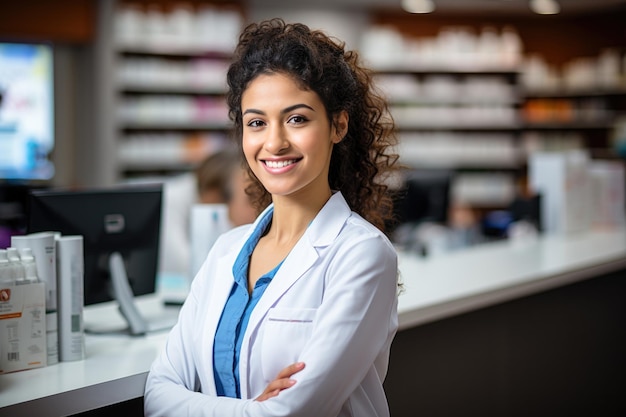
[1,228,625,416]
[389,228,626,416]
[397,227,626,329]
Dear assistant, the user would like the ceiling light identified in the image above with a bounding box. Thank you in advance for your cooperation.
[530,0,560,14]
[402,0,435,14]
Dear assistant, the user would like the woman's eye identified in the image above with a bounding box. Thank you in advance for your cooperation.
[247,119,265,128]
[288,115,307,124]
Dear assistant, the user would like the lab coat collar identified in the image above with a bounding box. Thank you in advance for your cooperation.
[306,191,351,247]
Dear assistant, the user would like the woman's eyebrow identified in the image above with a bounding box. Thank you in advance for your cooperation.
[282,103,315,114]
[242,108,264,116]
[242,103,315,116]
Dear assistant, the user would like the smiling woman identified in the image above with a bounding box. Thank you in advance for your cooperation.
[144,18,400,417]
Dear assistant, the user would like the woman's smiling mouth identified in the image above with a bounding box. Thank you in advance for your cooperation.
[263,159,300,169]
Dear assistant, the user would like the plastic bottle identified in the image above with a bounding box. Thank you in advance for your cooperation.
[7,247,26,283]
[0,249,12,283]
[19,247,39,284]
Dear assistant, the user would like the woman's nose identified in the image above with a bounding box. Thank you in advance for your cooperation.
[264,125,289,154]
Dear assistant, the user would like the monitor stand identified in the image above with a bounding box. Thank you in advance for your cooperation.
[109,252,149,336]
[84,252,178,336]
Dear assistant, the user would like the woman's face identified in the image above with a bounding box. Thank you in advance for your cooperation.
[241,73,346,202]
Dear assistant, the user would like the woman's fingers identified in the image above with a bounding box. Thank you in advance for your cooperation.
[276,361,305,379]
[255,362,306,401]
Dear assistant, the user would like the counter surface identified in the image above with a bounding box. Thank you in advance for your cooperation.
[397,228,626,329]
[1,228,625,416]
[0,297,175,416]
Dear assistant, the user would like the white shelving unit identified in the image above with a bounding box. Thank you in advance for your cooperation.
[521,87,626,155]
[375,67,524,209]
[360,24,527,210]
[108,1,243,181]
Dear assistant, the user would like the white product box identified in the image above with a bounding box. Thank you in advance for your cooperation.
[0,281,47,374]
[56,235,85,362]
[189,203,231,280]
[528,150,592,235]
[11,232,59,365]
[589,160,626,229]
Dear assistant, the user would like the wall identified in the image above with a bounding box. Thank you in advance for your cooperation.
[0,0,95,43]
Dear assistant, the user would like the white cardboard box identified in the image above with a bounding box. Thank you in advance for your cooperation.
[0,281,47,374]
[589,160,626,228]
[528,150,592,235]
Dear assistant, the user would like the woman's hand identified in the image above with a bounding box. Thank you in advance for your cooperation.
[255,362,305,401]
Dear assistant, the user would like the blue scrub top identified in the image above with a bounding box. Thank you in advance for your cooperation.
[212,208,283,398]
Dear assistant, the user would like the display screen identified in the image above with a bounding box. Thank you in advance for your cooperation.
[0,42,54,181]
[27,185,163,306]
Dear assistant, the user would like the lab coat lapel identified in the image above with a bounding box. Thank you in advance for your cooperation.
[250,238,319,320]
[204,252,237,336]
[200,238,242,395]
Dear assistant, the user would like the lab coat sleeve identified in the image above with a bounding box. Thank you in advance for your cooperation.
[254,231,399,417]
[144,256,252,416]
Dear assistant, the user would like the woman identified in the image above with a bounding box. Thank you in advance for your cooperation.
[144,18,399,417]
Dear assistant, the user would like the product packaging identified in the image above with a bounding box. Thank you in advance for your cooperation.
[528,150,592,235]
[11,232,59,365]
[589,160,626,229]
[0,280,47,374]
[56,235,85,362]
[189,204,231,280]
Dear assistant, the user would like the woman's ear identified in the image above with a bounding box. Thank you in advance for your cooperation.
[332,110,349,144]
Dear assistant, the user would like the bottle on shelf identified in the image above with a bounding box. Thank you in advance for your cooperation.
[19,247,40,284]
[6,247,26,284]
[0,249,12,283]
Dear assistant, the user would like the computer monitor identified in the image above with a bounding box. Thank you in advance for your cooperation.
[391,169,452,227]
[26,184,163,335]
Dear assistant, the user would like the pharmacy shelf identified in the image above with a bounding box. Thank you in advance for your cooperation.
[116,44,233,58]
[113,52,232,177]
[118,120,232,130]
[104,0,244,181]
[119,162,197,175]
[523,87,626,99]
[522,120,617,130]
[377,66,525,212]
[520,86,626,152]
[395,121,523,131]
[118,85,227,94]
[373,66,520,76]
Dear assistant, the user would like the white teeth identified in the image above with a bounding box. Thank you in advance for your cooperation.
[265,159,296,168]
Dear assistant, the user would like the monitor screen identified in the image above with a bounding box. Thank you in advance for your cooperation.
[26,184,162,306]
[392,169,452,226]
[0,42,54,181]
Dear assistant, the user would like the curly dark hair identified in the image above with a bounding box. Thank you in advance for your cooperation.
[226,18,398,232]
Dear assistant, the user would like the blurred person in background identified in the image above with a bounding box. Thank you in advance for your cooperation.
[158,148,257,280]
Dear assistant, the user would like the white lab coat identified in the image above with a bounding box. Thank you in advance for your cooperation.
[144,192,399,417]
